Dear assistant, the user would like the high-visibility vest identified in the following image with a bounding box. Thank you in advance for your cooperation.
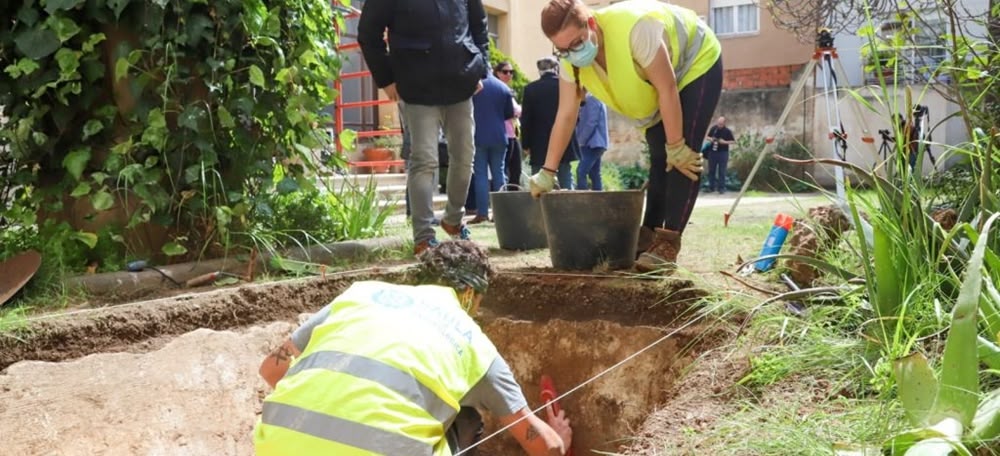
[562,0,722,124]
[253,281,499,456]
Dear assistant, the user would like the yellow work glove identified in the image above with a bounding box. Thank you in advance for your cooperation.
[666,141,703,181]
[529,169,556,198]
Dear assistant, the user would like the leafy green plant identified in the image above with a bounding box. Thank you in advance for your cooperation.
[729,133,813,192]
[884,214,998,455]
[328,179,396,241]
[607,161,648,190]
[1,0,346,262]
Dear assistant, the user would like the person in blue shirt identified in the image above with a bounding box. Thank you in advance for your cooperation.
[575,91,610,190]
[470,73,515,224]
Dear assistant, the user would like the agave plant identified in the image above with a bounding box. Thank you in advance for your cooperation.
[884,213,999,455]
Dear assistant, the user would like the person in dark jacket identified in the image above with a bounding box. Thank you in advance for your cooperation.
[470,73,515,223]
[705,116,735,194]
[520,56,578,190]
[358,0,491,255]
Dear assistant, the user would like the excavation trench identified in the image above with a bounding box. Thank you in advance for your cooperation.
[0,271,711,455]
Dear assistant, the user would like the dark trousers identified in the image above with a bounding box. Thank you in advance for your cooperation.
[643,58,723,233]
[447,407,483,455]
[707,151,729,192]
[505,137,523,189]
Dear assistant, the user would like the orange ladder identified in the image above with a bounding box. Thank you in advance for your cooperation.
[333,5,404,173]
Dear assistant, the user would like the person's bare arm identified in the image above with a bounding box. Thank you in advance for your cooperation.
[259,339,301,389]
[499,406,570,456]
[643,43,685,146]
[540,79,583,172]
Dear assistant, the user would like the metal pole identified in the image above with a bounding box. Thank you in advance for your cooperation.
[820,50,847,202]
[724,58,818,226]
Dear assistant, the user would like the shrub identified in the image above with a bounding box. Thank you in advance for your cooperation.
[728,133,814,192]
[0,0,344,261]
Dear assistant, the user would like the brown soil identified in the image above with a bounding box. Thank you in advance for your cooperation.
[478,319,715,455]
[620,345,749,455]
[932,207,957,231]
[484,271,708,326]
[0,268,717,455]
[784,205,851,286]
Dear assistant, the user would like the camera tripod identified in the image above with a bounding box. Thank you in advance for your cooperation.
[724,28,876,226]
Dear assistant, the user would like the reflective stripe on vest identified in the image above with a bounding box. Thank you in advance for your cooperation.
[253,281,499,456]
[562,0,721,123]
[286,349,455,423]
[262,402,434,456]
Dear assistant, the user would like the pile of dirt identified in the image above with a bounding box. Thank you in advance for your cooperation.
[784,205,851,286]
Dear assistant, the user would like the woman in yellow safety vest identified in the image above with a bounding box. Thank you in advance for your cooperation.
[529,0,723,272]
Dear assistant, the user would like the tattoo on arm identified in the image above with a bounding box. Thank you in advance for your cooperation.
[272,344,294,366]
[526,424,540,441]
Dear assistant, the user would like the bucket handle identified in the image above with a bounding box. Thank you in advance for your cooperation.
[504,180,563,192]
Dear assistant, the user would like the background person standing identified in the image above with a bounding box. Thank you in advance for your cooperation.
[470,72,515,224]
[574,91,609,190]
[358,0,490,255]
[705,116,735,194]
[493,62,525,189]
[521,56,578,190]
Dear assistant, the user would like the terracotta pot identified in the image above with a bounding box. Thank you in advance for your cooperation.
[362,147,394,174]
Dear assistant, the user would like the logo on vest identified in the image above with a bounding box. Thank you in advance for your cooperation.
[370,287,476,355]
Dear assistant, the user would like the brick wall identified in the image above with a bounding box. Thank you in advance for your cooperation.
[723,64,806,90]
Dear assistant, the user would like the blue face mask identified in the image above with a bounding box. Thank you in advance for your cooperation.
[566,31,598,67]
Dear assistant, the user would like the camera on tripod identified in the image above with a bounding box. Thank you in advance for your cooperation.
[816,28,835,49]
[878,129,893,140]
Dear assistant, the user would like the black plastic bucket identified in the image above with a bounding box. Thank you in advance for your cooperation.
[539,190,644,270]
[490,186,548,250]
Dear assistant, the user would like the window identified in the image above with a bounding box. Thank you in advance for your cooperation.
[710,0,759,36]
[488,13,500,46]
[865,14,950,84]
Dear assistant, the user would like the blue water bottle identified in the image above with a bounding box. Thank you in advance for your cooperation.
[755,213,794,272]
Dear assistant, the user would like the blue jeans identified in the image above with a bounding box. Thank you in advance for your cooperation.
[708,151,729,192]
[531,164,573,190]
[473,143,507,217]
[576,147,606,190]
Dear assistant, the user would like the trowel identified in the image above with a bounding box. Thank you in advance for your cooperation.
[0,250,42,307]
[540,374,574,456]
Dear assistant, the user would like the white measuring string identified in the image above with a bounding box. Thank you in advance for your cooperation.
[454,300,721,455]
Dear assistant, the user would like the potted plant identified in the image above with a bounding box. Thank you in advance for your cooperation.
[361,134,401,174]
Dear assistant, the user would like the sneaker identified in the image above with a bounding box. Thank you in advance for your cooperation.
[441,220,472,240]
[414,238,440,256]
[635,228,682,273]
[467,215,490,225]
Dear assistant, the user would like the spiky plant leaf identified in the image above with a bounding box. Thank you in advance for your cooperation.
[976,336,1000,371]
[971,385,1000,442]
[933,213,999,427]
[884,418,967,455]
[894,352,939,427]
[874,222,902,322]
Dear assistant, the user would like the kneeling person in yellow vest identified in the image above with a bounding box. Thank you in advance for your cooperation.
[253,240,572,456]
